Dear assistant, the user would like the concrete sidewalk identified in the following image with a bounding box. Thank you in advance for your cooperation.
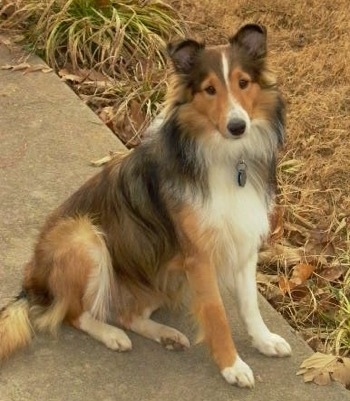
[0,40,348,401]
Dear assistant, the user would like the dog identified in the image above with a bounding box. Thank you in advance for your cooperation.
[0,23,291,388]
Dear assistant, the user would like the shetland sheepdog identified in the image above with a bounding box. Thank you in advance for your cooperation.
[0,24,291,388]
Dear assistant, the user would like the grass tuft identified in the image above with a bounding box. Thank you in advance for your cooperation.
[0,0,187,146]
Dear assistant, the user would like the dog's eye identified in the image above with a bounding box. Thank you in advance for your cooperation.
[239,79,249,89]
[204,86,216,95]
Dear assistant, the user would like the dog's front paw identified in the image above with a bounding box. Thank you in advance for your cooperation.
[221,356,254,388]
[253,332,291,357]
[160,327,190,351]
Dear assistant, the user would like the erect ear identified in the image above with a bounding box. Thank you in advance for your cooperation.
[229,24,267,59]
[167,39,204,74]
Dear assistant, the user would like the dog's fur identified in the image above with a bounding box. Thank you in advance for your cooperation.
[0,24,291,387]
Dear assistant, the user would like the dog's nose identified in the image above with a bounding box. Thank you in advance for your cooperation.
[227,120,246,136]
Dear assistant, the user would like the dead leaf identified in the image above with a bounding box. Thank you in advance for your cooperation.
[1,62,52,74]
[290,285,310,301]
[318,265,345,282]
[23,64,53,74]
[258,243,302,267]
[112,101,145,148]
[11,62,31,71]
[258,282,283,303]
[128,100,146,134]
[269,205,284,243]
[78,68,106,81]
[0,64,13,70]
[332,358,350,388]
[313,371,332,386]
[256,272,279,285]
[58,68,84,83]
[279,263,314,294]
[304,229,336,262]
[98,106,115,132]
[290,263,314,286]
[297,352,350,388]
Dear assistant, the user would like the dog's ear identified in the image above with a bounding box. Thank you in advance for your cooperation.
[167,39,204,74]
[229,24,267,59]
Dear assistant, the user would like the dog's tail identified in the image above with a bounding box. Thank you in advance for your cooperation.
[0,290,33,361]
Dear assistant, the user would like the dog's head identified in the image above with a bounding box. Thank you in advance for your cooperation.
[167,24,279,141]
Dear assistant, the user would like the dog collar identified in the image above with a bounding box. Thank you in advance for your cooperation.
[236,160,247,187]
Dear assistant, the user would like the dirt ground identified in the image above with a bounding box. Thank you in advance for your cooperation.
[168,0,350,352]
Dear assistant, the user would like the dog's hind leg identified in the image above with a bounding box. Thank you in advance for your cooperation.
[30,216,132,351]
[66,218,132,352]
[128,309,190,351]
[72,311,132,351]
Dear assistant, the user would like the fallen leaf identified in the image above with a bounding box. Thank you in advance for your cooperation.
[23,64,53,74]
[290,285,309,301]
[128,100,146,135]
[318,265,345,282]
[1,62,52,74]
[0,64,13,70]
[258,244,302,267]
[290,263,314,286]
[304,229,336,262]
[11,62,31,71]
[297,352,350,388]
[269,205,284,243]
[301,352,337,369]
[279,263,314,294]
[332,358,350,388]
[58,68,84,83]
[313,371,332,386]
[78,68,106,81]
[256,272,279,285]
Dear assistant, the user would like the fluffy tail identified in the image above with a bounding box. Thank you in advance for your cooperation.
[0,291,33,361]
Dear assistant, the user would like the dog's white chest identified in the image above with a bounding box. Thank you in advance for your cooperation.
[199,166,270,269]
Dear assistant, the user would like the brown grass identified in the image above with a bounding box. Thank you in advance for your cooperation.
[0,0,187,147]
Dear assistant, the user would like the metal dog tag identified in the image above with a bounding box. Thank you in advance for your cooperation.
[237,161,247,187]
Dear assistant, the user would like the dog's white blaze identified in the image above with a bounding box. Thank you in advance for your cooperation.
[221,52,251,133]
[221,51,230,88]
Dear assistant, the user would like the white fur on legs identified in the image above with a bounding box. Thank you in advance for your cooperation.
[252,332,291,357]
[234,254,292,357]
[129,316,190,351]
[221,355,254,388]
[78,312,132,351]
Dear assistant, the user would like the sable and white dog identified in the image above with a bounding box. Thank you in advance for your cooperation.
[0,24,291,388]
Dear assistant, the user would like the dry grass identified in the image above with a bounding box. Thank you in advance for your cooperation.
[0,0,187,146]
[171,0,350,355]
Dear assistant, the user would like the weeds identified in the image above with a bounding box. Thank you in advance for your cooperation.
[0,0,187,146]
